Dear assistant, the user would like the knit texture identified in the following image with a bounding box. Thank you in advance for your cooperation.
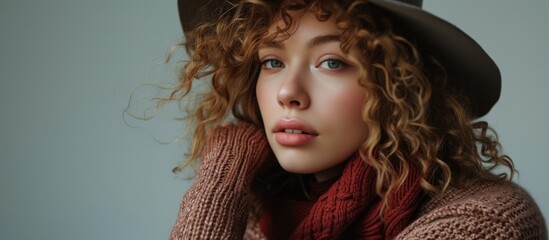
[247,180,548,240]
[395,180,548,239]
[169,123,270,240]
[285,155,422,239]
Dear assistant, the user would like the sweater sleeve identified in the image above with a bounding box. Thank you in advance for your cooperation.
[169,124,270,240]
[395,181,547,240]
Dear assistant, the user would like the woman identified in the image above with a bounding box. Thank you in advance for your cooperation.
[169,0,546,239]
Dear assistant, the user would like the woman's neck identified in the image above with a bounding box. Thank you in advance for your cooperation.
[313,161,346,182]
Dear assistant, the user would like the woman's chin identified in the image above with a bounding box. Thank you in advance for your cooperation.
[276,159,317,175]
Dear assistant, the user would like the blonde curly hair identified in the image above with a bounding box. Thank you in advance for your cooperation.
[166,0,514,204]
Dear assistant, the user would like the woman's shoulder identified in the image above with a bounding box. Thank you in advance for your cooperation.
[397,179,547,239]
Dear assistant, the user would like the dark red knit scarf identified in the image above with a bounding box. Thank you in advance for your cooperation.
[288,155,423,240]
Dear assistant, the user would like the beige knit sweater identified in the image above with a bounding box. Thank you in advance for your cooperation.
[170,125,547,239]
[394,180,547,239]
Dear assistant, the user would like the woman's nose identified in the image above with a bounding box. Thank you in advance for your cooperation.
[276,69,310,110]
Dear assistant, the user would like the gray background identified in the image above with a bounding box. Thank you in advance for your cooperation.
[1,0,547,239]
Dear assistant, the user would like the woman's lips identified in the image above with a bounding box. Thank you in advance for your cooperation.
[275,132,315,146]
[273,118,318,146]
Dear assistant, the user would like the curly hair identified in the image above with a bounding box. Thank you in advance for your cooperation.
[166,0,515,207]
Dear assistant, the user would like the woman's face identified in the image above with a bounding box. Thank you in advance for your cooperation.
[256,10,368,181]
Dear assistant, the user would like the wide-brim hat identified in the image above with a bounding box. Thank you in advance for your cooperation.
[178,0,500,118]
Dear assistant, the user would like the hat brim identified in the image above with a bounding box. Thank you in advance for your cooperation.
[178,0,501,118]
[369,0,500,118]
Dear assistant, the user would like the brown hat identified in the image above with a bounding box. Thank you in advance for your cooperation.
[178,0,500,118]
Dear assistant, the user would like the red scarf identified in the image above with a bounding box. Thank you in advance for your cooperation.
[261,156,423,239]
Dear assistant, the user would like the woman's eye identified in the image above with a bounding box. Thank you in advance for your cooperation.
[262,59,284,69]
[319,59,346,70]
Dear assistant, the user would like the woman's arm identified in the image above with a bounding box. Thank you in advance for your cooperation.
[396,181,547,240]
[169,124,270,240]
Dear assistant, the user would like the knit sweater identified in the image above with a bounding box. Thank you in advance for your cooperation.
[244,180,547,239]
[169,124,547,239]
[395,180,547,239]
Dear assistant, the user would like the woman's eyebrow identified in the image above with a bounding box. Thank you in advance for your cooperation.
[260,40,284,50]
[307,34,341,48]
[260,34,341,50]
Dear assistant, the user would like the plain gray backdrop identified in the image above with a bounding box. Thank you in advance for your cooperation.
[1,0,548,239]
